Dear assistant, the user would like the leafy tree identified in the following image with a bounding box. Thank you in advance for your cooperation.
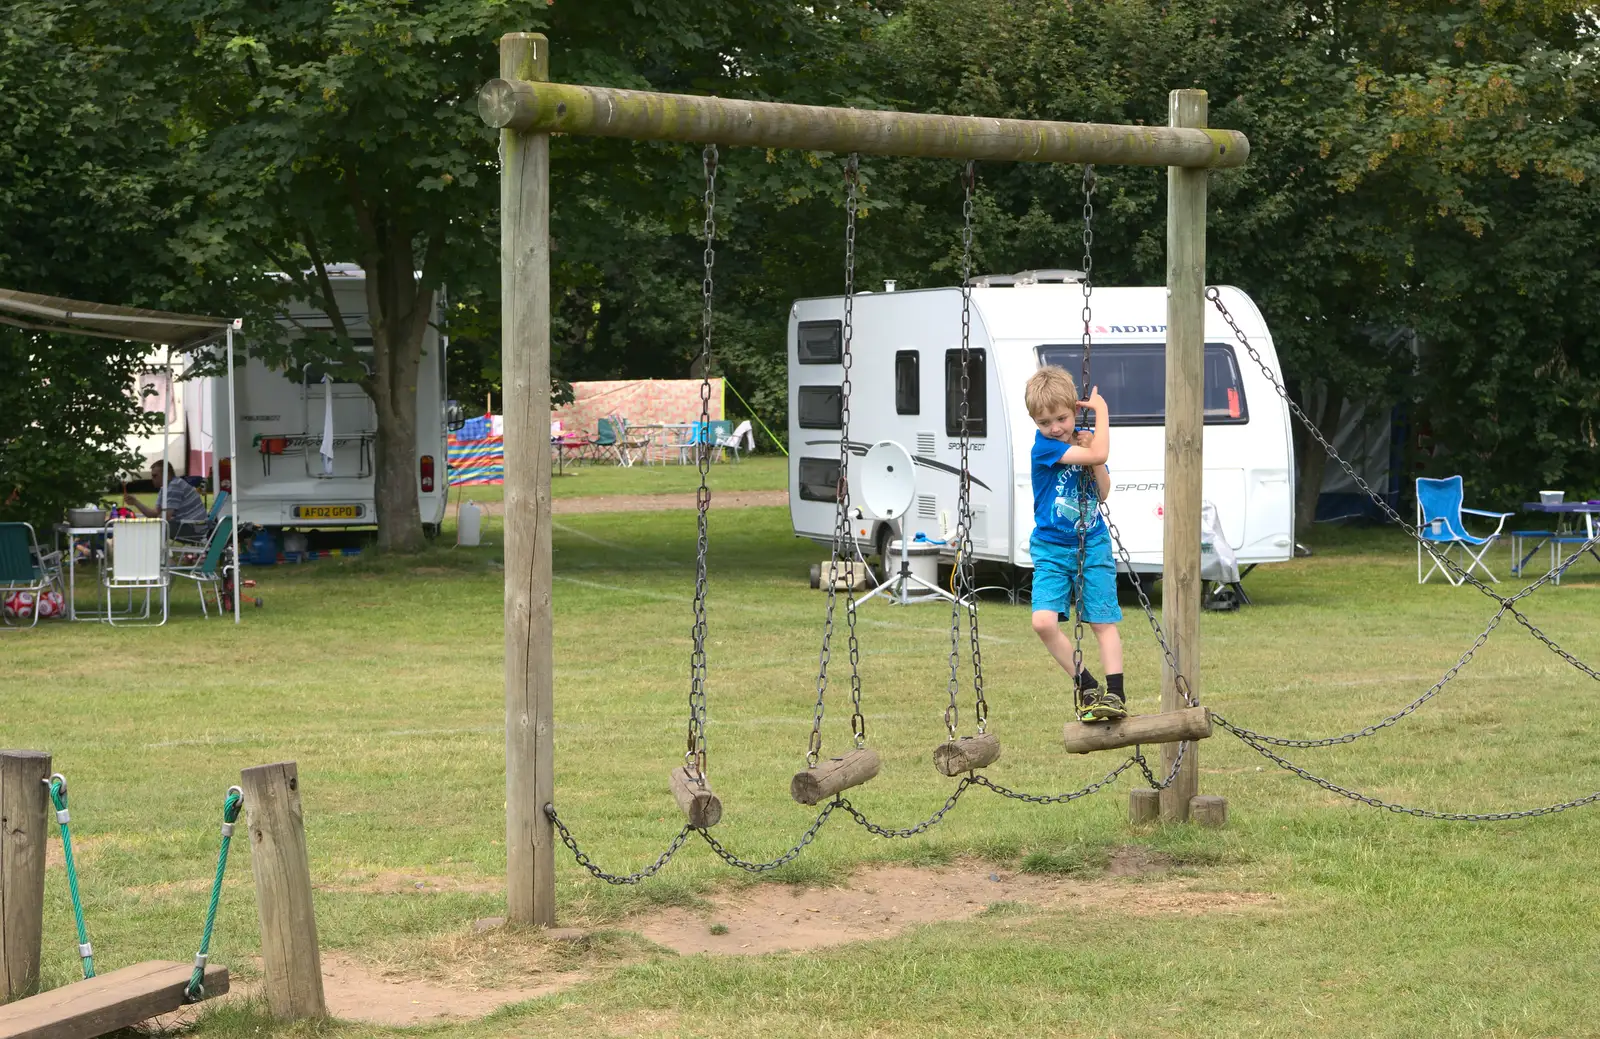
[0,0,199,529]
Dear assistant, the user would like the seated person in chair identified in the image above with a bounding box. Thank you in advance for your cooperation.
[124,462,208,540]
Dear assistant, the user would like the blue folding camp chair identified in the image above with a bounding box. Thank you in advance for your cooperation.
[1416,476,1513,585]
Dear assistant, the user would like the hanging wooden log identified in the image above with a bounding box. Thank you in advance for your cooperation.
[668,767,722,829]
[932,733,1001,776]
[1062,707,1212,754]
[790,749,880,805]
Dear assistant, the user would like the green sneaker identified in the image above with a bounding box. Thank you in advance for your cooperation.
[1078,690,1128,724]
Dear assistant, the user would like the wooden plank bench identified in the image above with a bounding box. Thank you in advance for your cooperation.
[0,961,229,1039]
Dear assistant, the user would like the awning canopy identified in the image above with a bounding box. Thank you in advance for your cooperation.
[0,288,238,348]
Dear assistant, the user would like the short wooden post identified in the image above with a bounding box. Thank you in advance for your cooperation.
[1160,87,1209,823]
[1,751,50,1001]
[1190,795,1228,828]
[1128,788,1160,825]
[500,30,557,929]
[240,762,325,1020]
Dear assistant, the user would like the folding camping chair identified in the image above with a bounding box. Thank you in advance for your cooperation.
[593,416,648,466]
[714,419,754,463]
[0,522,62,629]
[1416,476,1513,585]
[170,515,234,618]
[103,517,169,625]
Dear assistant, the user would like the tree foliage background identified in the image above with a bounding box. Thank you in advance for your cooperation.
[4,0,1598,536]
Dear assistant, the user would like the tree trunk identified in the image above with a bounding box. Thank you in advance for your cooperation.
[363,235,431,554]
[1294,385,1343,540]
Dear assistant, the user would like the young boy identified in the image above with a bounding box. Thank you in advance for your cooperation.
[1024,365,1125,722]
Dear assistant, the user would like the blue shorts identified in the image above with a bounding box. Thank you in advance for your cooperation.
[1030,535,1123,624]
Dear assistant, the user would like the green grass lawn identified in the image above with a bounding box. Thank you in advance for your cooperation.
[4,483,1600,1037]
[458,454,788,501]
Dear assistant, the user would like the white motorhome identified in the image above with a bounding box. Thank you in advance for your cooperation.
[208,267,452,533]
[787,273,1296,577]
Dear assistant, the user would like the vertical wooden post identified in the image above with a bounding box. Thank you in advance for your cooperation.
[1160,88,1208,823]
[240,762,326,1020]
[1,751,50,1001]
[500,31,556,928]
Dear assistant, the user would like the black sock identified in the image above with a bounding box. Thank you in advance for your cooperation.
[1075,668,1099,691]
[1105,672,1124,702]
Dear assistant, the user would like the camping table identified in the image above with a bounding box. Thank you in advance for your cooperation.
[52,523,115,622]
[1512,501,1600,579]
[629,423,694,465]
[550,435,585,475]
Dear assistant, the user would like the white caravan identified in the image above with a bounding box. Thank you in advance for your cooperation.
[787,273,1296,576]
[208,267,452,533]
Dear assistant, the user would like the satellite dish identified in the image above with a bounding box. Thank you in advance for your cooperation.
[859,440,916,520]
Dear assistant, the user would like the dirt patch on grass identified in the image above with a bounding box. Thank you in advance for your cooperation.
[326,870,502,895]
[320,952,571,1025]
[635,857,1272,955]
[196,856,1269,1026]
[475,489,788,516]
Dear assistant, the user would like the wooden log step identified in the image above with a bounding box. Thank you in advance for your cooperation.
[932,733,1001,776]
[790,748,880,805]
[1062,706,1212,754]
[669,766,722,828]
[0,961,229,1039]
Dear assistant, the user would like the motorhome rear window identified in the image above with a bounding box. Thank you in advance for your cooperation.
[944,349,987,437]
[895,351,919,414]
[798,457,841,502]
[797,385,844,429]
[797,321,843,364]
[1036,343,1249,425]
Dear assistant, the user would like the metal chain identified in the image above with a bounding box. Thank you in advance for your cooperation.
[547,804,696,886]
[1102,516,1199,709]
[1210,514,1591,747]
[1070,165,1098,708]
[841,155,866,751]
[808,154,868,765]
[946,161,985,739]
[1230,729,1600,821]
[838,782,974,838]
[699,802,840,872]
[1206,286,1600,686]
[685,144,717,784]
[970,758,1137,804]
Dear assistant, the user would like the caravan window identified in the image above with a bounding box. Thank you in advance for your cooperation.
[895,351,919,414]
[134,370,175,422]
[798,457,842,502]
[944,349,987,437]
[797,385,843,429]
[1036,343,1249,425]
[797,321,843,364]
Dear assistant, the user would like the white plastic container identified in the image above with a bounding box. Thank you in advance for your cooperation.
[457,500,482,546]
[1540,490,1565,505]
[887,539,942,585]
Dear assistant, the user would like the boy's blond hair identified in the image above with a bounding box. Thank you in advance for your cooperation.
[1024,365,1079,419]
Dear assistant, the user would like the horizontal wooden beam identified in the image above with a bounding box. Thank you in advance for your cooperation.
[478,80,1248,169]
[1062,706,1212,754]
[0,961,229,1039]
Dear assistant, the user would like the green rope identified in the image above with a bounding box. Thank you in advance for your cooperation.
[185,786,244,1003]
[47,775,95,980]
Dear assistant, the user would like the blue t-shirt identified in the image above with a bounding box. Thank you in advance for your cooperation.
[1030,430,1107,548]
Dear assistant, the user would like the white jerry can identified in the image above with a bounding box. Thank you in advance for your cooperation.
[457,500,482,547]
